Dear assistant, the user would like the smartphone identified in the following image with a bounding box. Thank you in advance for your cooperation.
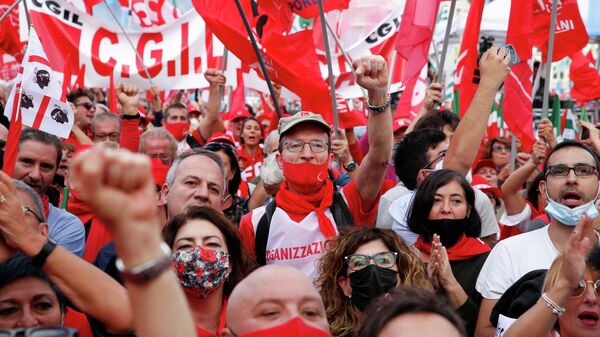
[581,127,590,140]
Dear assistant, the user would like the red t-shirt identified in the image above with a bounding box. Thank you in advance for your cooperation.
[195,300,227,337]
[238,147,264,183]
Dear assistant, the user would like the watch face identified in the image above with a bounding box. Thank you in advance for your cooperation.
[345,162,356,171]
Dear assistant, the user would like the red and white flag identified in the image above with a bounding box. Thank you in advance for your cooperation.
[532,0,588,62]
[4,27,75,139]
[395,0,440,84]
[503,0,535,152]
[119,0,180,27]
[394,64,428,121]
[454,0,485,117]
[0,0,24,62]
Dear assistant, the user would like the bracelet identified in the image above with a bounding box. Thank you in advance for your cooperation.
[540,292,566,317]
[367,94,390,114]
[122,113,141,120]
[116,242,172,284]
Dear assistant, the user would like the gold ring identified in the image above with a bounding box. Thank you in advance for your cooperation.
[0,195,5,204]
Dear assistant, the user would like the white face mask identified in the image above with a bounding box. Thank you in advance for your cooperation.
[545,189,600,226]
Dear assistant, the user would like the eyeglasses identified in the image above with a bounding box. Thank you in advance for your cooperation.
[75,102,94,110]
[546,164,598,177]
[148,152,173,161]
[492,145,510,153]
[0,327,78,337]
[23,206,44,223]
[572,279,600,298]
[345,252,398,271]
[422,150,447,170]
[282,140,328,153]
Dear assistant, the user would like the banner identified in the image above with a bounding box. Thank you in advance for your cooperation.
[26,0,228,91]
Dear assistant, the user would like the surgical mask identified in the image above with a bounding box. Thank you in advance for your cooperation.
[229,317,331,337]
[545,190,600,226]
[349,265,397,312]
[424,218,469,247]
[172,246,230,298]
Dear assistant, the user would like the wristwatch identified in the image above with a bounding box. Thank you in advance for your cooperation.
[116,242,172,284]
[121,113,141,120]
[344,160,357,172]
[367,94,391,114]
[31,238,57,268]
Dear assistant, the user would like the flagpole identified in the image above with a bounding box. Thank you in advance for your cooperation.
[541,0,559,120]
[531,62,543,103]
[509,133,517,173]
[317,0,339,133]
[431,40,441,71]
[0,0,21,26]
[21,0,30,29]
[103,0,155,87]
[323,19,368,98]
[437,0,457,84]
[232,0,282,119]
[219,48,229,112]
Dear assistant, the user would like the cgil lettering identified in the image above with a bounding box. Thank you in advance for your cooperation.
[30,0,82,26]
[365,17,400,44]
[265,241,325,262]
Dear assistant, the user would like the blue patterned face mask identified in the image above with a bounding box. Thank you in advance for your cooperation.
[545,190,600,226]
[172,246,230,298]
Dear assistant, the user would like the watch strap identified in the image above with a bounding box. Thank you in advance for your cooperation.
[121,113,141,120]
[31,238,57,268]
[116,242,172,284]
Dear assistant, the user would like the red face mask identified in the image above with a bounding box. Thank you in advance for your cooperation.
[281,160,329,194]
[165,122,190,142]
[233,317,331,337]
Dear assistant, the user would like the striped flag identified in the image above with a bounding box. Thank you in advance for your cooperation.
[3,26,75,139]
[551,95,562,139]
[561,99,578,140]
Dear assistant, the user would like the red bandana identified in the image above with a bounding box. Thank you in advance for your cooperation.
[414,234,491,261]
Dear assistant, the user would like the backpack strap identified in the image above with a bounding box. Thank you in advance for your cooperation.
[254,192,354,266]
[331,191,354,227]
[255,199,277,266]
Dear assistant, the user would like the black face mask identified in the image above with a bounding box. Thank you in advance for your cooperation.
[349,265,397,312]
[424,218,469,248]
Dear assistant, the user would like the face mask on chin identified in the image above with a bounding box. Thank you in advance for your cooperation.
[229,317,331,337]
[281,159,329,194]
[544,189,600,226]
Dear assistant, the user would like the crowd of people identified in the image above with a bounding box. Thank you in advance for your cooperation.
[0,47,599,337]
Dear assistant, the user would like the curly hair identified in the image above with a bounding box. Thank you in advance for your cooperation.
[315,228,432,337]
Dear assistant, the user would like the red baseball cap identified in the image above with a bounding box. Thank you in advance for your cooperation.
[471,175,502,198]
[207,132,236,147]
[225,109,251,121]
[393,118,411,133]
[473,159,497,173]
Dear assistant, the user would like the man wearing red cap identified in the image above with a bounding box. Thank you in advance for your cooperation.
[239,55,393,280]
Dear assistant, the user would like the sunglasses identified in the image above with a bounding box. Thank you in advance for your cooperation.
[0,327,78,337]
[75,102,94,110]
[572,279,600,298]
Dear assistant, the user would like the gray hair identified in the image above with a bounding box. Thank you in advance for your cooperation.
[12,179,46,222]
[139,127,178,158]
[260,152,285,185]
[166,148,227,196]
[263,130,280,155]
[91,112,122,135]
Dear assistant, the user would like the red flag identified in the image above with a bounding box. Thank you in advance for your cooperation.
[454,0,485,117]
[262,0,350,19]
[0,0,24,62]
[503,0,535,152]
[532,0,588,62]
[109,72,117,113]
[117,0,180,27]
[395,0,440,83]
[569,51,600,103]
[2,81,22,176]
[193,0,333,122]
[337,96,367,129]
[394,64,428,121]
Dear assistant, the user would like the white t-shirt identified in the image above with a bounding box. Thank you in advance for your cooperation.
[387,188,499,245]
[476,225,559,299]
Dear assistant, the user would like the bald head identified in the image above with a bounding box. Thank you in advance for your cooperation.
[223,265,329,336]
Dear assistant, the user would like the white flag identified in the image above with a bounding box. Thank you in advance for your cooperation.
[4,26,75,139]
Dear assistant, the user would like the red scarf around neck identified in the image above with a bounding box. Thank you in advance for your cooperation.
[414,234,491,261]
[275,181,337,239]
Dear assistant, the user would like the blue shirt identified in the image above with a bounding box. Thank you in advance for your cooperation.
[47,204,86,257]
